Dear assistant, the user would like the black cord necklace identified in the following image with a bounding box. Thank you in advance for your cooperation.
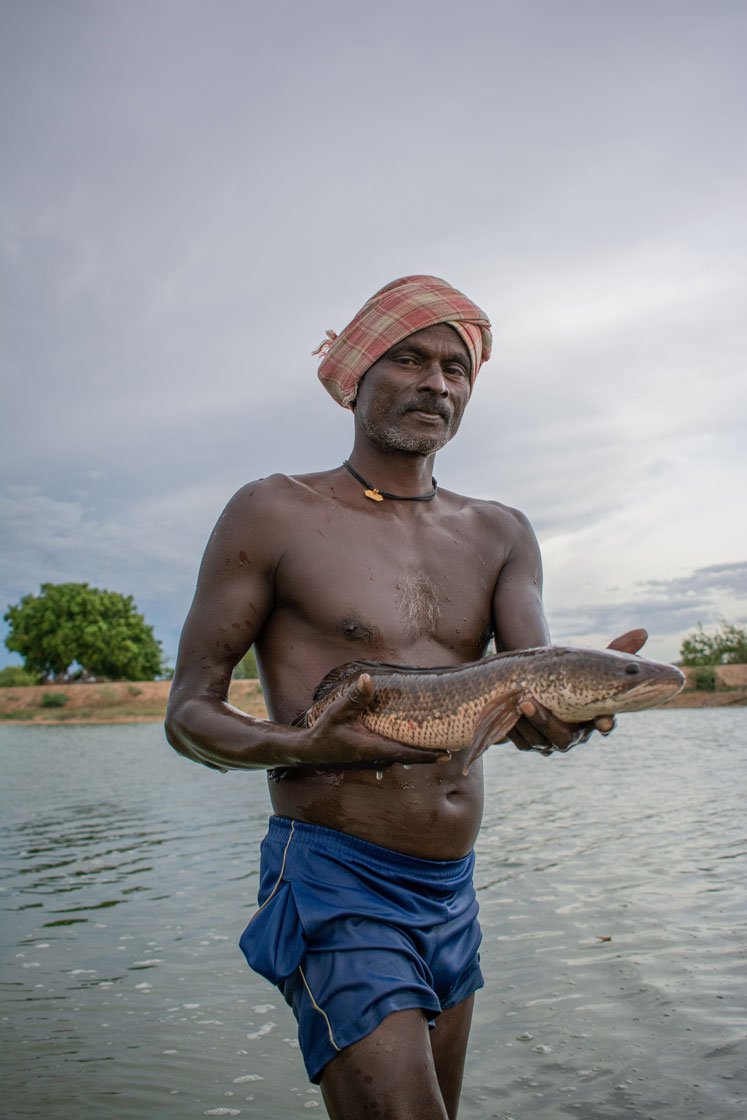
[342,460,438,503]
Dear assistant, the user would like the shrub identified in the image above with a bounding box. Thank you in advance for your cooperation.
[41,691,69,708]
[692,666,716,692]
[233,647,259,679]
[680,621,747,666]
[0,666,39,687]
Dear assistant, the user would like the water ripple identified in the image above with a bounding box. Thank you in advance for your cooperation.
[2,713,746,1118]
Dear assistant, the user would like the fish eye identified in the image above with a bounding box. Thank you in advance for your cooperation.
[624,663,641,675]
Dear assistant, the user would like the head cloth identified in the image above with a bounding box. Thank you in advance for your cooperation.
[314,274,492,408]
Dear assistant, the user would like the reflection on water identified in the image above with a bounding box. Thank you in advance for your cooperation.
[1,712,745,1118]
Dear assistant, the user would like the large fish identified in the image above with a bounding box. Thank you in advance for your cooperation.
[296,647,685,768]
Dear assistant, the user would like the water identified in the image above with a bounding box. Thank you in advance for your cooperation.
[1,711,745,1119]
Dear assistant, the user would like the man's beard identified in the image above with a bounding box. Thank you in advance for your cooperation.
[357,404,457,456]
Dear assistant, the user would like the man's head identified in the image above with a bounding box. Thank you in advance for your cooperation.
[314,275,492,409]
[353,323,472,456]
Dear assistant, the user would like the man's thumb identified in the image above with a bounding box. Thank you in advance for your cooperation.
[341,673,375,711]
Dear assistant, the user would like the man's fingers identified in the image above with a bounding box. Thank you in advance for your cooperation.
[522,701,583,749]
[511,695,618,754]
[368,743,447,766]
[342,720,449,766]
[607,628,648,654]
[508,726,537,751]
[510,710,551,751]
[314,675,452,766]
[515,700,592,752]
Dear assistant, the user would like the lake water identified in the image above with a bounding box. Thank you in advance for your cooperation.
[1,710,745,1119]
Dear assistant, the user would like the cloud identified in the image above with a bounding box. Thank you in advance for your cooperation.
[643,562,747,601]
[0,483,223,661]
[2,2,746,670]
[548,561,747,659]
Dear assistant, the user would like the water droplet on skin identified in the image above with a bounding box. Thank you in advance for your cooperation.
[375,771,383,781]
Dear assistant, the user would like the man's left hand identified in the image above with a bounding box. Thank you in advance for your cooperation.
[508,628,649,754]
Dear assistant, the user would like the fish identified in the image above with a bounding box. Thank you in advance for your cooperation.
[296,646,685,768]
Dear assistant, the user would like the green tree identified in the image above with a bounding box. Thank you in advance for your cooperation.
[233,646,259,679]
[0,665,39,687]
[679,620,747,666]
[4,583,164,681]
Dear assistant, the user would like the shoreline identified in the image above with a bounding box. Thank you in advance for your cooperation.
[1,678,745,726]
[0,679,267,725]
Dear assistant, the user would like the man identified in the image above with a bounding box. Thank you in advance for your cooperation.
[166,275,644,1120]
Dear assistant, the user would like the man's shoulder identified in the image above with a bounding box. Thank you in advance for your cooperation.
[208,472,339,560]
[219,470,339,524]
[439,487,535,535]
[228,469,337,501]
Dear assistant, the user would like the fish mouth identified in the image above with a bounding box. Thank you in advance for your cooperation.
[614,669,685,711]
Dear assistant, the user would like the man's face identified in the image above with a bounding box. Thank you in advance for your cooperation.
[353,323,472,456]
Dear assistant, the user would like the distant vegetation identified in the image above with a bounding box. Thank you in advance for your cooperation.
[679,621,747,666]
[233,647,259,679]
[0,665,40,687]
[690,666,716,691]
[3,582,164,682]
[41,691,69,708]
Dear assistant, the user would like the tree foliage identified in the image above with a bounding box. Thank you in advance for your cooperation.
[4,582,164,681]
[679,620,747,666]
[0,665,39,687]
[233,646,259,679]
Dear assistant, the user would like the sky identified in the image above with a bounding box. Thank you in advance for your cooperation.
[2,0,746,668]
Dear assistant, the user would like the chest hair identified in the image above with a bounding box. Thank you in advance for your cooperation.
[396,573,442,640]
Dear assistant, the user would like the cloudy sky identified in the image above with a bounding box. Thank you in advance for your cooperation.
[2,0,745,668]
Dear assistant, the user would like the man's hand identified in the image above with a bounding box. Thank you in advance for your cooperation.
[300,673,451,769]
[508,629,649,755]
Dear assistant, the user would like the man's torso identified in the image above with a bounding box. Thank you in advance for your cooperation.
[247,471,520,859]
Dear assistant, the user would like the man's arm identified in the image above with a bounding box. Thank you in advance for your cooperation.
[165,482,448,772]
[492,508,647,752]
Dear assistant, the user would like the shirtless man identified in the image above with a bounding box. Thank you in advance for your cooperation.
[165,275,644,1120]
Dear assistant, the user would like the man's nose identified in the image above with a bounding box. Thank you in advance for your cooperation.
[418,360,449,395]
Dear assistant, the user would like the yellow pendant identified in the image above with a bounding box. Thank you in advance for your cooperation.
[364,488,384,502]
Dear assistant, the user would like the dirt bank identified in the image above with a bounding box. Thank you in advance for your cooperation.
[0,679,267,724]
[1,677,745,725]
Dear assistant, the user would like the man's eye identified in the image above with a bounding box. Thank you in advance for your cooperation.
[446,366,468,379]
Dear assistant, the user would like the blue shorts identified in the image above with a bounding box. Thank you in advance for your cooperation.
[239,816,483,1084]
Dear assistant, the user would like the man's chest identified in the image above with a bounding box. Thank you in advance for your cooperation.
[273,507,501,661]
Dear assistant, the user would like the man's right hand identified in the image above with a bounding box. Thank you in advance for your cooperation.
[507,628,650,754]
[300,673,451,769]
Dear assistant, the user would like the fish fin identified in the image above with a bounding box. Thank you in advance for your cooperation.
[310,662,371,703]
[461,694,521,773]
[310,658,448,703]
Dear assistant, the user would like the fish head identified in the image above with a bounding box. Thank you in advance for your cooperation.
[534,647,686,720]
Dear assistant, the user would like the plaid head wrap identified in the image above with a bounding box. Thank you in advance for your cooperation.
[314,275,492,408]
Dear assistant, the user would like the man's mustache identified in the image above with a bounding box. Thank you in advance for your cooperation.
[402,399,452,422]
